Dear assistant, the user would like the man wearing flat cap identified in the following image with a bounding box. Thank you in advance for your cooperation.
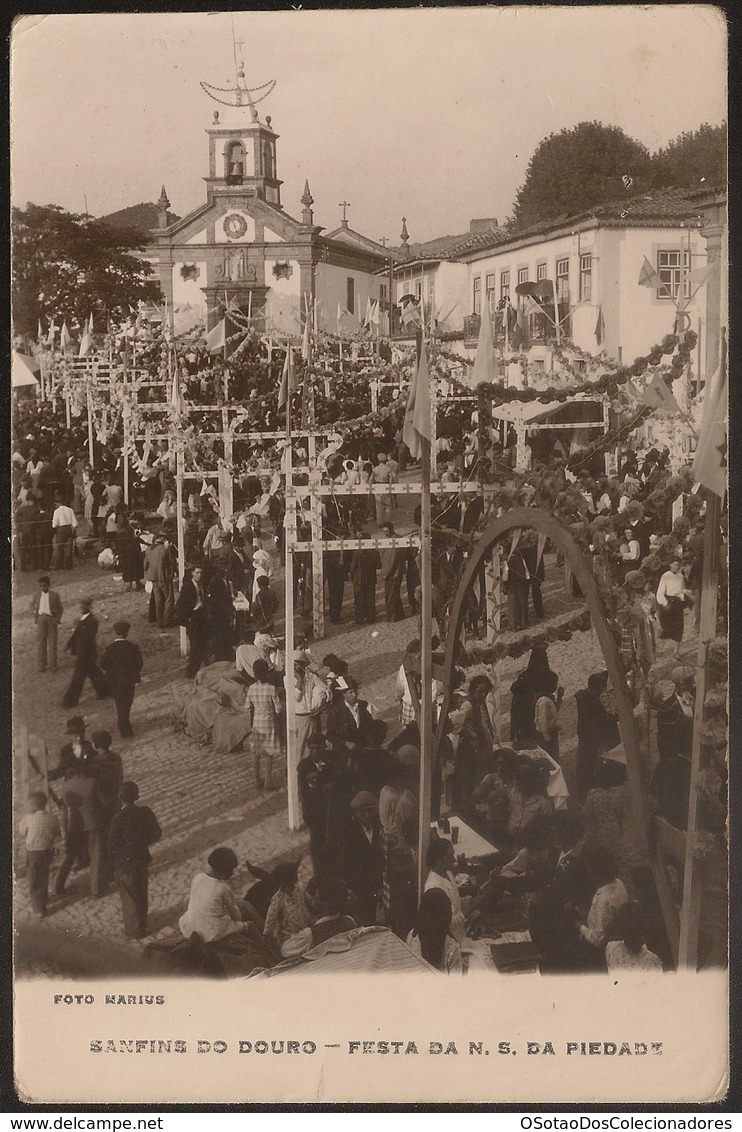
[343,791,384,925]
[100,622,143,739]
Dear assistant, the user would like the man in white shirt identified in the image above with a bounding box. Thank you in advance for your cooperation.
[577,847,629,968]
[50,495,78,570]
[30,575,63,673]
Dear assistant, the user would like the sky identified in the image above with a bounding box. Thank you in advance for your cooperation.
[10,7,726,243]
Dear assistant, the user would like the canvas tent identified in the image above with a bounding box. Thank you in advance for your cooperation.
[12,351,40,389]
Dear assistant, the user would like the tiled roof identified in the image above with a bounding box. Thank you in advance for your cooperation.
[323,226,391,260]
[96,202,181,231]
[450,186,721,259]
[390,231,472,263]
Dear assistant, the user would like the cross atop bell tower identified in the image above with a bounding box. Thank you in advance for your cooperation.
[201,38,282,207]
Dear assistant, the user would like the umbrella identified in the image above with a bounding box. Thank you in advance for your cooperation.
[12,351,40,388]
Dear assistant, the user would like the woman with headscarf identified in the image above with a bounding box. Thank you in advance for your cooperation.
[251,540,273,600]
[406,888,463,973]
[509,644,556,747]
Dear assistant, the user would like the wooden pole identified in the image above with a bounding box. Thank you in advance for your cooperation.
[678,506,722,962]
[285,376,300,831]
[123,404,130,506]
[308,434,325,640]
[417,329,433,901]
[176,443,187,657]
[86,376,95,468]
[64,368,71,429]
[221,407,234,520]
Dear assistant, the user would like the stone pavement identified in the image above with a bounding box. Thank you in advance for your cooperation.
[13,531,694,972]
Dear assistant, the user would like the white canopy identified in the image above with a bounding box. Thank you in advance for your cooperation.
[12,351,40,388]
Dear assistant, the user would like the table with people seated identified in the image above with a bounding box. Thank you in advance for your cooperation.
[430,816,541,974]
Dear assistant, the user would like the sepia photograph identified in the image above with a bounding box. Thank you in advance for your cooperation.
[10,6,728,1105]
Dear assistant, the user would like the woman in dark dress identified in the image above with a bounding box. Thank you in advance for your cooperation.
[115,513,144,589]
[509,645,557,746]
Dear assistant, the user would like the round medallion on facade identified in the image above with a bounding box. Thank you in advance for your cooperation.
[224,212,248,240]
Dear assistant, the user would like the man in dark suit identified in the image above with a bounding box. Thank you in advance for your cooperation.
[144,535,176,628]
[175,565,211,678]
[325,676,374,760]
[107,780,162,938]
[298,734,347,876]
[100,621,143,739]
[30,575,63,673]
[343,791,384,926]
[348,536,381,624]
[62,598,109,707]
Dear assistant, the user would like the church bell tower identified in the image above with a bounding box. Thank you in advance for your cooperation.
[201,54,282,207]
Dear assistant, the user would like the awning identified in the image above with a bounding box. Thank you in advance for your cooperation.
[12,351,40,388]
[491,399,563,425]
[247,926,435,978]
[492,396,604,426]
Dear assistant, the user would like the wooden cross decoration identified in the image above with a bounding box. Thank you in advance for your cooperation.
[339,200,351,223]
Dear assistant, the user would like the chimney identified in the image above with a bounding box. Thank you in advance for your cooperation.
[469,217,498,234]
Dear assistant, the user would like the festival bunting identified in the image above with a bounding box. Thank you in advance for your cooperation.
[594,305,606,346]
[205,318,227,354]
[638,256,662,290]
[402,340,432,460]
[692,354,727,498]
[278,341,295,410]
[467,307,498,389]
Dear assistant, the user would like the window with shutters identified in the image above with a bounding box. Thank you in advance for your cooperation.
[517,267,529,285]
[473,276,482,315]
[537,263,547,281]
[346,277,355,314]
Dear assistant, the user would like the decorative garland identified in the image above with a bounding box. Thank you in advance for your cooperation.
[461,608,592,665]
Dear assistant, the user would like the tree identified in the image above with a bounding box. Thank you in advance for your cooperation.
[12,203,162,338]
[512,121,653,229]
[651,123,727,190]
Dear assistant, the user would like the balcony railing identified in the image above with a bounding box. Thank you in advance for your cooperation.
[463,307,572,349]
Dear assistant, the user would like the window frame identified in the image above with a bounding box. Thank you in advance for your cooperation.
[485,273,496,313]
[657,249,691,301]
[500,270,510,302]
[556,257,570,303]
[346,276,355,315]
[579,254,592,302]
[536,262,547,281]
[473,276,482,315]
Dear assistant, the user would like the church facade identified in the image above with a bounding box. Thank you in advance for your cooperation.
[145,104,388,335]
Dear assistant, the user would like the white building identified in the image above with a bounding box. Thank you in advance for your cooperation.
[391,187,719,385]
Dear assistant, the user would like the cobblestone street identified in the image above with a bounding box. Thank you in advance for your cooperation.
[13,532,692,971]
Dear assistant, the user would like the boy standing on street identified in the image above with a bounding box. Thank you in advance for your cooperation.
[19,792,61,917]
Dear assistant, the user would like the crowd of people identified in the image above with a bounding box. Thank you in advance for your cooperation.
[13,375,724,976]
